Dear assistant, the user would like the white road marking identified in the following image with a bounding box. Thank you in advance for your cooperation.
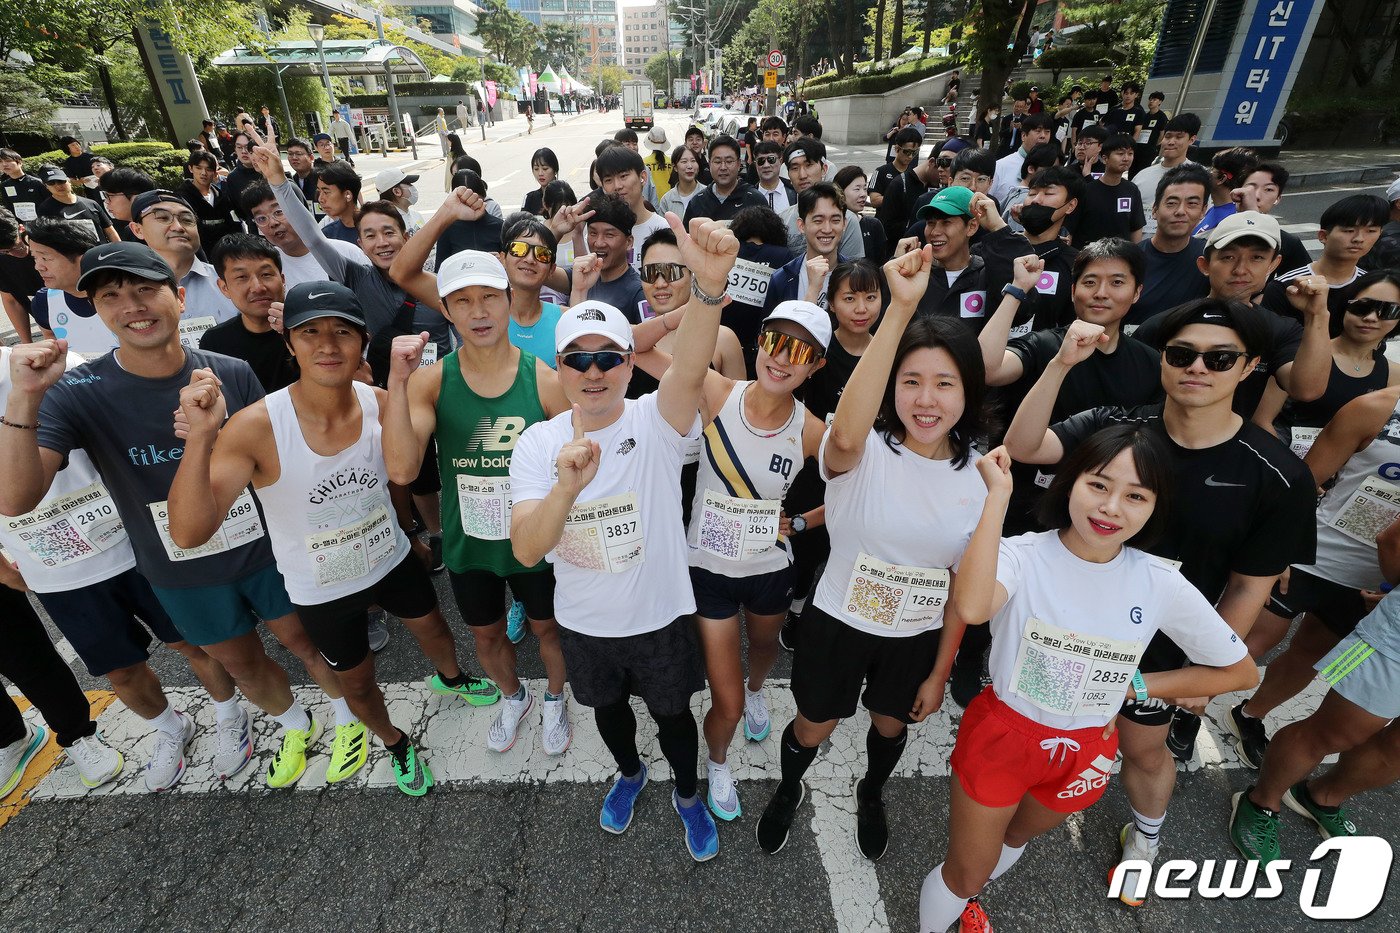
[22,671,1330,933]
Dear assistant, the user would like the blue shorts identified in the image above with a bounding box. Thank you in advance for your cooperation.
[689,564,793,620]
[34,568,185,677]
[149,562,295,647]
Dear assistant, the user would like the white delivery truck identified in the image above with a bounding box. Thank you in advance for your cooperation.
[622,80,655,130]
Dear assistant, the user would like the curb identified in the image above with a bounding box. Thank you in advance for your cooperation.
[1289,163,1400,190]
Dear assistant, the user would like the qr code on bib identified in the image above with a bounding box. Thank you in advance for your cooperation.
[462,496,504,537]
[848,577,902,627]
[314,546,363,585]
[1016,651,1085,710]
[699,510,741,556]
[19,520,95,566]
[1337,498,1400,543]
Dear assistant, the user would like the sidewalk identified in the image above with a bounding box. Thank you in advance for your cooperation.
[1278,147,1400,188]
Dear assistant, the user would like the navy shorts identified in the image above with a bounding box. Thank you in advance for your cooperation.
[149,562,295,647]
[35,568,185,676]
[690,564,793,619]
[449,567,555,626]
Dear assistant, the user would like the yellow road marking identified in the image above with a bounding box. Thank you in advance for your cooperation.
[0,690,117,832]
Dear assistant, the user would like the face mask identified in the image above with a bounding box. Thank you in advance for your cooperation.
[988,111,1000,120]
[1019,203,1059,235]
[403,184,419,206]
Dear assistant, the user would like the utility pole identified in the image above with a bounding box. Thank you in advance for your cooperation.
[257,13,296,140]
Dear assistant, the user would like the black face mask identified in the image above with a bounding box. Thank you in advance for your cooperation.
[1019,203,1059,235]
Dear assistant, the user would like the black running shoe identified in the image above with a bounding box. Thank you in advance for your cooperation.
[1227,702,1270,769]
[950,663,985,710]
[756,781,806,854]
[1166,708,1201,764]
[854,778,889,861]
[778,612,799,652]
[427,533,445,574]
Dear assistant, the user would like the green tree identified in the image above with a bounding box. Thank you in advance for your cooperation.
[971,0,1037,114]
[645,52,684,89]
[476,0,538,67]
[595,64,630,97]
[0,70,61,140]
[539,22,585,74]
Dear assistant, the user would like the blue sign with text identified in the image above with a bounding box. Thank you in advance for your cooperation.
[1209,0,1319,144]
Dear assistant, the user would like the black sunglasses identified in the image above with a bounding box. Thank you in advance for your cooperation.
[640,262,687,284]
[936,157,954,167]
[1162,345,1249,371]
[1346,298,1400,321]
[756,155,780,166]
[559,350,631,373]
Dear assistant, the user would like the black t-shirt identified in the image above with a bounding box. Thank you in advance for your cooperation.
[0,174,47,219]
[62,153,98,181]
[875,168,929,243]
[1103,105,1147,136]
[0,253,44,328]
[1069,178,1145,247]
[36,195,112,241]
[802,333,861,423]
[1070,108,1100,141]
[1127,238,1209,328]
[1051,404,1316,670]
[871,163,901,198]
[199,316,299,392]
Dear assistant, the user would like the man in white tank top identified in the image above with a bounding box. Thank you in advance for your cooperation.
[168,282,497,797]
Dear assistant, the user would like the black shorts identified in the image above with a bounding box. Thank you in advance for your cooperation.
[295,553,437,671]
[690,564,793,619]
[34,568,185,677]
[449,567,556,626]
[1118,696,1176,727]
[1266,566,1368,637]
[558,616,705,717]
[411,435,441,496]
[790,603,941,724]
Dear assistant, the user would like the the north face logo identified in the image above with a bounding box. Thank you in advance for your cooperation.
[1056,754,1115,799]
[616,438,636,456]
[578,308,606,322]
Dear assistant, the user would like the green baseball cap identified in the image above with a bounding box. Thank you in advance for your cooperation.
[915,186,974,220]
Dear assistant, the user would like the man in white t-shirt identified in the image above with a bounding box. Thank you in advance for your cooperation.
[1132,113,1201,237]
[510,215,739,863]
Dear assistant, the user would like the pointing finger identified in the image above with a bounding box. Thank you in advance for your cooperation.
[571,403,584,441]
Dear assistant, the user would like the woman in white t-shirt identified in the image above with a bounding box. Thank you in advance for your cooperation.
[918,424,1259,933]
[754,246,1007,861]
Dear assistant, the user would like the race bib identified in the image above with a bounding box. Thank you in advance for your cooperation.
[456,474,511,541]
[726,258,774,305]
[419,341,439,368]
[682,435,704,465]
[557,492,643,573]
[1009,321,1032,339]
[1150,555,1184,571]
[178,316,218,350]
[1330,476,1400,545]
[1117,197,1132,213]
[1289,426,1321,460]
[148,488,265,562]
[1033,270,1060,294]
[306,504,397,588]
[3,482,126,567]
[842,553,950,632]
[1136,128,1153,144]
[960,290,988,319]
[1033,469,1054,489]
[697,490,781,561]
[14,202,37,222]
[1010,616,1144,718]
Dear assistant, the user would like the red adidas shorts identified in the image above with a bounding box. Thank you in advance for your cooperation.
[951,686,1120,814]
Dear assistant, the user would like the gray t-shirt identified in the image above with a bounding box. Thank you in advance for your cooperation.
[36,349,275,589]
[566,265,650,323]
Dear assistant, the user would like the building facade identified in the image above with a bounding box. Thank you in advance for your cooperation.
[622,0,684,78]
[383,0,487,55]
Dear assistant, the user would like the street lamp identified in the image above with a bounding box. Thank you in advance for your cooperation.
[308,22,338,129]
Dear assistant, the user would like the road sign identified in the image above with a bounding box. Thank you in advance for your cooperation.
[764,68,778,89]
[768,49,785,68]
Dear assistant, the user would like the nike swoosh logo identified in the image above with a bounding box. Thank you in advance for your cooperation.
[307,291,333,300]
[63,210,85,219]
[96,249,121,260]
[1204,476,1245,487]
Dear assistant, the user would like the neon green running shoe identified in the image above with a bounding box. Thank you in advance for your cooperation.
[325,721,369,784]
[267,716,322,789]
[391,741,433,797]
[425,672,501,706]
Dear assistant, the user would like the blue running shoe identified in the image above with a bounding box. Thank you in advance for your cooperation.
[600,763,648,834]
[506,600,527,644]
[673,789,720,861]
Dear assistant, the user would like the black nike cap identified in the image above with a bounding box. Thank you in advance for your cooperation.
[282,281,367,330]
[131,189,193,221]
[76,242,176,293]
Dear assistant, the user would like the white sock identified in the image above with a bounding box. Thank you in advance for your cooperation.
[213,696,242,725]
[790,595,808,614]
[1131,806,1165,846]
[706,757,729,773]
[329,697,356,727]
[919,864,969,933]
[146,703,184,737]
[271,699,311,733]
[990,843,1026,881]
[746,685,763,698]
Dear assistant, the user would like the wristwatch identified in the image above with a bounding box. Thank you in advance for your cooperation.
[1001,283,1028,301]
[1131,670,1149,703]
[790,513,808,534]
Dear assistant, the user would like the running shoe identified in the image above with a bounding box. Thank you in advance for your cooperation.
[266,716,322,789]
[743,688,771,742]
[0,723,48,799]
[1109,822,1159,907]
[425,672,502,706]
[959,896,993,933]
[65,732,123,789]
[1230,788,1283,864]
[855,778,889,861]
[541,694,572,756]
[600,764,649,834]
[1283,781,1357,839]
[673,789,720,861]
[326,721,369,783]
[1227,702,1270,769]
[706,760,741,821]
[212,705,253,780]
[144,711,195,792]
[506,600,527,644]
[368,610,391,653]
[1165,708,1201,764]
[756,780,806,855]
[427,533,445,574]
[391,739,433,797]
[950,662,985,711]
[488,691,535,752]
[778,614,797,652]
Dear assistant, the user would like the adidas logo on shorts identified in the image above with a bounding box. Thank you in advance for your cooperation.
[1057,754,1115,799]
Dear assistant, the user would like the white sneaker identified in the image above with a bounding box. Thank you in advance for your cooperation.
[487,691,534,752]
[743,687,772,741]
[705,759,741,821]
[212,705,253,780]
[1111,823,1160,907]
[0,722,48,799]
[367,610,391,652]
[65,733,123,788]
[541,694,571,756]
[143,711,195,792]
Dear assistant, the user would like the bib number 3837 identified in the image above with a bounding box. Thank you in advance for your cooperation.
[557,492,644,573]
